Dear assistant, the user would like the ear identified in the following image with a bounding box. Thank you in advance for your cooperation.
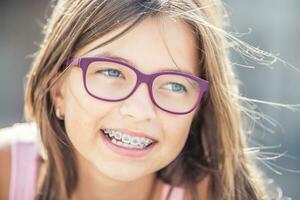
[50,75,66,114]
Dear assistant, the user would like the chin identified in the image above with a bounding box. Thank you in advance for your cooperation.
[94,162,149,182]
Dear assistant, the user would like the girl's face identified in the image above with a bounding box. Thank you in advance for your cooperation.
[53,16,200,182]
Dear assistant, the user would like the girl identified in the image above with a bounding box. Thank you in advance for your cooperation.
[0,0,275,199]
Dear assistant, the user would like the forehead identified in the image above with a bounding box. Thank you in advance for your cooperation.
[74,16,200,76]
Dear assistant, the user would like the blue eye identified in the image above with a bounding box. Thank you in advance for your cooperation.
[163,82,187,93]
[97,69,124,78]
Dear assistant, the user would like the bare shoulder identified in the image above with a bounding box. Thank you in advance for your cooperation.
[0,142,11,199]
[0,122,40,199]
[184,175,211,200]
[0,122,39,147]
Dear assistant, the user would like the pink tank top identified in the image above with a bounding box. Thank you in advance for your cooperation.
[9,141,185,200]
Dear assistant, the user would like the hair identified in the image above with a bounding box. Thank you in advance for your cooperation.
[24,0,274,199]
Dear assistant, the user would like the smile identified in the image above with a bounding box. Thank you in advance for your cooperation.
[101,128,154,149]
[100,129,157,158]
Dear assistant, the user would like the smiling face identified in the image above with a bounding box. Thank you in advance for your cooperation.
[52,15,200,182]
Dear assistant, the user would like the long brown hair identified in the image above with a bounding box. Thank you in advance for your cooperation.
[25,0,273,199]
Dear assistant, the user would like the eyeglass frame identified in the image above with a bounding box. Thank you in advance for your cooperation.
[64,57,209,115]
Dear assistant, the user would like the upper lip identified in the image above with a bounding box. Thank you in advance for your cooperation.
[102,128,158,142]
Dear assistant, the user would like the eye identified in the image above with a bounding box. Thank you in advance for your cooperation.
[96,68,124,79]
[162,82,187,93]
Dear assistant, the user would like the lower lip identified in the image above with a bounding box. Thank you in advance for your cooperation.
[99,130,157,158]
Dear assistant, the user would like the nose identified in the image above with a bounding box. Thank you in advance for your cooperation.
[119,83,156,121]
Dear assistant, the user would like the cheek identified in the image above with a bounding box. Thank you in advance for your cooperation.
[163,111,194,139]
[156,114,194,165]
[164,117,191,148]
[62,71,115,156]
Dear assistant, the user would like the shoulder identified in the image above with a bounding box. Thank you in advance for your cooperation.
[0,143,11,199]
[0,122,40,147]
[0,122,40,199]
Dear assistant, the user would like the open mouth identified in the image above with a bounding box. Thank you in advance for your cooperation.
[100,129,156,150]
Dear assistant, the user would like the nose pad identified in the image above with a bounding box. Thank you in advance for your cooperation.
[119,83,156,121]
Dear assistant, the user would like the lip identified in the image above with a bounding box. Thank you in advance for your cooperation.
[99,129,157,158]
[102,128,158,142]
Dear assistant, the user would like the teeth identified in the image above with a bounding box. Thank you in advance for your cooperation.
[114,131,122,140]
[121,134,131,144]
[113,138,141,149]
[130,136,140,145]
[102,128,154,149]
[108,131,114,138]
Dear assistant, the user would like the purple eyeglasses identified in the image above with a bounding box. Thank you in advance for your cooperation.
[64,57,208,115]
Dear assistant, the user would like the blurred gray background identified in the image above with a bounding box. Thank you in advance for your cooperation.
[0,0,299,199]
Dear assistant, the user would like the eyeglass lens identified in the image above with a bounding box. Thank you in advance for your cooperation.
[85,60,201,113]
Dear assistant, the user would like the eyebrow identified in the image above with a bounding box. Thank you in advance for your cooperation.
[89,51,196,76]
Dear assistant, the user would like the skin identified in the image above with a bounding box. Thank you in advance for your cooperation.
[51,15,202,200]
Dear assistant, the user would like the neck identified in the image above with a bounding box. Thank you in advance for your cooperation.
[70,154,161,200]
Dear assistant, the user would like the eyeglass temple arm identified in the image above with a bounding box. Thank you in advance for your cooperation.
[63,57,80,67]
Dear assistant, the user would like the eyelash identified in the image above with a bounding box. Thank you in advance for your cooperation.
[97,69,187,93]
[162,82,187,93]
[97,69,124,78]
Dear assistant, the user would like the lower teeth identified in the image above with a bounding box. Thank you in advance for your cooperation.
[112,138,144,149]
[103,132,147,149]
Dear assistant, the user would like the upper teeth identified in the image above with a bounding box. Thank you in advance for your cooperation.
[102,129,154,146]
